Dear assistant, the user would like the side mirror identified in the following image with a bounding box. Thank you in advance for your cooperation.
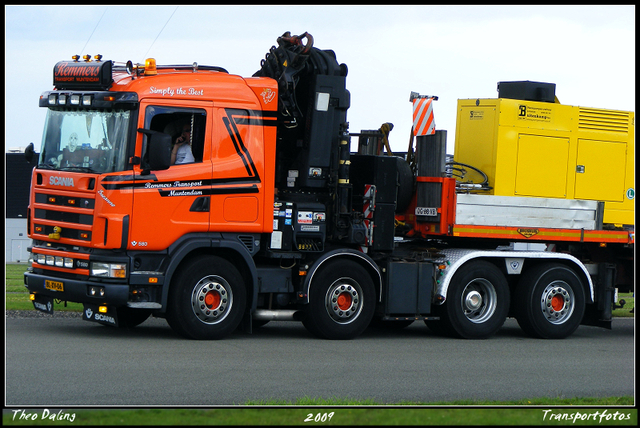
[138,128,171,173]
[25,142,35,163]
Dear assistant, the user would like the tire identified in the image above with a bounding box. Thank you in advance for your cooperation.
[514,263,585,339]
[116,307,152,328]
[166,255,246,340]
[439,260,509,339]
[302,260,375,340]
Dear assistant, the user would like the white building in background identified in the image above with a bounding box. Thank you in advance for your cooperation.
[5,151,37,263]
[6,218,30,263]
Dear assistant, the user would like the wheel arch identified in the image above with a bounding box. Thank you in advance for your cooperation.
[160,235,258,313]
[301,249,383,305]
[436,249,594,305]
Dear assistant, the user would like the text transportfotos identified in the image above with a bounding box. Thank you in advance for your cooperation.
[542,409,631,423]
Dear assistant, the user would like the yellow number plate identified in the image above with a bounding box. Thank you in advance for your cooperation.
[45,280,64,292]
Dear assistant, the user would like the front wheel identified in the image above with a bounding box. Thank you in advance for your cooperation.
[514,263,585,339]
[302,260,375,340]
[166,255,246,340]
[440,260,510,339]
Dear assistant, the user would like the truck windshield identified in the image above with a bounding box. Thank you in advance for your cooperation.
[39,109,131,173]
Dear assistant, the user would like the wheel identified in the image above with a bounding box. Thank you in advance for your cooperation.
[302,260,375,340]
[166,255,246,340]
[514,263,585,339]
[439,260,509,339]
[115,307,152,328]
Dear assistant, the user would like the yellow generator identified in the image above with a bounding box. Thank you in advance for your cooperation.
[453,81,635,227]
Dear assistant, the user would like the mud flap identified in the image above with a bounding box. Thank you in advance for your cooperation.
[82,304,119,327]
[32,294,54,315]
[581,263,615,330]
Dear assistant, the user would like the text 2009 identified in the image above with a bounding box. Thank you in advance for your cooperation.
[304,412,335,423]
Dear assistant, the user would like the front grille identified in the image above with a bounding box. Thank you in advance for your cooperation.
[35,193,95,209]
[34,208,93,225]
[32,191,94,242]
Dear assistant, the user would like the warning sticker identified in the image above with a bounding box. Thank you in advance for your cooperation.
[297,211,313,224]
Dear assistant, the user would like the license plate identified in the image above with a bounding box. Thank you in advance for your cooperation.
[45,279,64,292]
[415,207,438,216]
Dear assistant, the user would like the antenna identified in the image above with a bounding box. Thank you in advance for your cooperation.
[144,6,179,58]
[80,7,108,55]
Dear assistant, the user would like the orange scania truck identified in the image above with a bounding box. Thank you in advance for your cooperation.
[25,32,634,340]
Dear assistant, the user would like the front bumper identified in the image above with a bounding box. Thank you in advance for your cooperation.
[24,271,130,306]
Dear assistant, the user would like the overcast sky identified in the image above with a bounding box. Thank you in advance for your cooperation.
[4,5,635,155]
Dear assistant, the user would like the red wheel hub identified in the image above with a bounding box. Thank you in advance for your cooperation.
[336,292,352,311]
[205,290,221,309]
[550,294,564,312]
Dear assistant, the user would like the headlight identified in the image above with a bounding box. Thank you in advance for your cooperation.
[34,254,76,269]
[91,262,127,278]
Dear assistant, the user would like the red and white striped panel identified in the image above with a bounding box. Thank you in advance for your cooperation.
[412,97,435,136]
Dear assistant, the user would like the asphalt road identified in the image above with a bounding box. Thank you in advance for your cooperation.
[5,314,634,406]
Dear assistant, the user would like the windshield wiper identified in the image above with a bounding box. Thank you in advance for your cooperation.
[59,166,97,173]
[37,163,56,170]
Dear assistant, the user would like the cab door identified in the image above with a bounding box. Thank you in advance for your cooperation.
[129,101,213,251]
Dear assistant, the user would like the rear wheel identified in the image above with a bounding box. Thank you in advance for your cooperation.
[439,260,509,339]
[167,255,246,340]
[515,263,585,339]
[303,260,375,340]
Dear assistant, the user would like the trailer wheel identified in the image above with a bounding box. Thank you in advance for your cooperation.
[514,263,585,339]
[440,260,509,339]
[166,255,246,340]
[302,261,375,340]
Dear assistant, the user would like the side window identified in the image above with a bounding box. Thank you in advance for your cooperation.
[143,106,206,167]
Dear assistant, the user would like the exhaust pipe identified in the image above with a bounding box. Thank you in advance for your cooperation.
[252,309,305,322]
